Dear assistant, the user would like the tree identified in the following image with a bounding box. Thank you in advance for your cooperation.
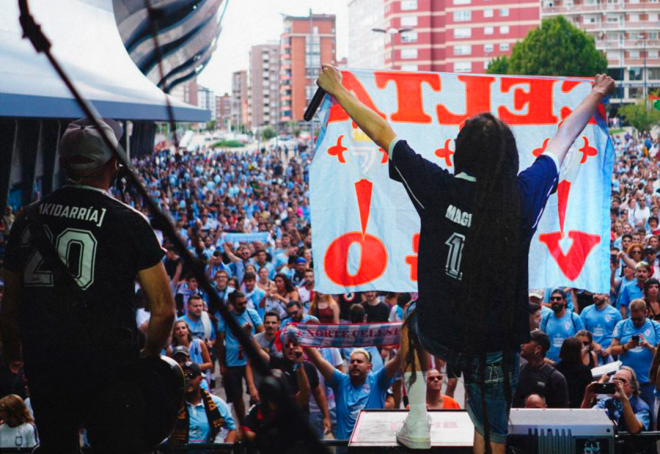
[486,56,510,75]
[618,101,660,133]
[261,126,276,141]
[487,16,607,77]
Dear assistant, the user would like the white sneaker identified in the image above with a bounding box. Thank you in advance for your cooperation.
[396,414,432,449]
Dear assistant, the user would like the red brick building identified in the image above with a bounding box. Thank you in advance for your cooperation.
[280,14,336,124]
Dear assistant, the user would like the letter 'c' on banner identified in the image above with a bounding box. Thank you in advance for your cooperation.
[324,232,388,286]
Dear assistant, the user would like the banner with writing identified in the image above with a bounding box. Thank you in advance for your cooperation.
[310,69,614,294]
[291,322,402,348]
[220,232,270,244]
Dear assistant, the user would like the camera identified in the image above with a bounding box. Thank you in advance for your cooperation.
[632,335,640,343]
[593,383,616,394]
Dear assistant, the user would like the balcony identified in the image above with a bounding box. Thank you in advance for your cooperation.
[596,39,660,49]
[543,1,660,14]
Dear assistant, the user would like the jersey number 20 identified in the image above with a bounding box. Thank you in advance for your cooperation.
[22,228,98,290]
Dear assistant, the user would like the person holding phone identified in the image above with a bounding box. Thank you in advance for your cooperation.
[581,366,649,434]
[610,299,660,409]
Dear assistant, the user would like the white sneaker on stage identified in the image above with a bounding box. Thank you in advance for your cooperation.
[396,414,432,449]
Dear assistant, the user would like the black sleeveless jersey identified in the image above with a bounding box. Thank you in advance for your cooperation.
[389,140,559,352]
[4,185,165,372]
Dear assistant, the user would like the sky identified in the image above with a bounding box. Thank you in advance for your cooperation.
[197,0,349,95]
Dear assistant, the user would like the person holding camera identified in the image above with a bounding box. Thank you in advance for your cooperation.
[581,366,650,434]
[610,299,660,409]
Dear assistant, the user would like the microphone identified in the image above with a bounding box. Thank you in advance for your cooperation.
[303,88,326,122]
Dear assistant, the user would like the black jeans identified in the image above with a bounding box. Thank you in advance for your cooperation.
[28,368,146,454]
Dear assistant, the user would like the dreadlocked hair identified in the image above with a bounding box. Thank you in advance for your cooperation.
[454,113,521,454]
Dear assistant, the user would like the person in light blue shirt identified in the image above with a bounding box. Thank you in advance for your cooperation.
[610,299,660,409]
[582,366,650,434]
[217,291,264,424]
[304,346,402,440]
[617,262,650,318]
[175,362,236,444]
[342,347,384,372]
[281,301,319,327]
[242,272,266,316]
[540,289,585,363]
[543,287,576,312]
[579,293,622,362]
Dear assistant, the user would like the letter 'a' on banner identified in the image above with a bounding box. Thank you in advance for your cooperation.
[310,69,614,294]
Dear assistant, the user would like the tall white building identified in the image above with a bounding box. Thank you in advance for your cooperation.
[348,0,387,69]
[542,0,660,103]
[198,85,216,120]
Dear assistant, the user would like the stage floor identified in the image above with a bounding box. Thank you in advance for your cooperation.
[349,410,473,452]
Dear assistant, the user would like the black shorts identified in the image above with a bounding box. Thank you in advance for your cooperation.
[223,365,247,403]
[28,369,146,454]
[446,360,463,379]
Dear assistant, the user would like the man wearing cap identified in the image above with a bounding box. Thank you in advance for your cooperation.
[170,362,236,445]
[289,257,308,287]
[1,117,176,453]
[513,330,569,408]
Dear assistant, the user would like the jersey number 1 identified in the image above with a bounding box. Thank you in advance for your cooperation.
[22,228,98,290]
[445,233,465,280]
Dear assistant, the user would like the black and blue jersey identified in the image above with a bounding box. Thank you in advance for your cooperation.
[389,139,559,352]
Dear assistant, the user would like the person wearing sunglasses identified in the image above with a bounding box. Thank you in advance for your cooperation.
[170,362,236,445]
[581,366,649,434]
[425,370,460,410]
[540,290,585,363]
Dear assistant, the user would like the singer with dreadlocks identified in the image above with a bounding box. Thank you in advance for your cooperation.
[316,66,615,453]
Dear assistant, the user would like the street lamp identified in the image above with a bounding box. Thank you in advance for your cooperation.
[372,27,414,70]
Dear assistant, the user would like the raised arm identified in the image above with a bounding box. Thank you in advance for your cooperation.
[317,65,396,153]
[304,347,336,383]
[544,74,615,167]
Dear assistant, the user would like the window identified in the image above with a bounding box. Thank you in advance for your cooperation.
[500,43,510,51]
[630,50,640,59]
[401,64,419,71]
[454,45,472,55]
[484,43,494,52]
[629,67,642,80]
[499,8,509,16]
[500,25,510,34]
[401,32,418,43]
[453,0,471,4]
[454,62,472,72]
[454,28,472,38]
[401,0,418,10]
[606,15,620,23]
[401,48,418,59]
[629,13,639,21]
[401,16,418,26]
[485,26,494,35]
[649,50,659,59]
[454,10,472,21]
[484,9,494,17]
[648,68,660,79]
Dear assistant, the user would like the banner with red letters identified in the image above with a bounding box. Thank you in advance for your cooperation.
[310,69,614,294]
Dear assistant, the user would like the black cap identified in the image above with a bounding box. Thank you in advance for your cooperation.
[530,330,550,354]
[182,362,201,376]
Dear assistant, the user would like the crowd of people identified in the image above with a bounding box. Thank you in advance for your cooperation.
[0,124,659,450]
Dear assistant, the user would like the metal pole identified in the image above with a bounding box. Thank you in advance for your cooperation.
[644,32,647,106]
[309,8,315,151]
